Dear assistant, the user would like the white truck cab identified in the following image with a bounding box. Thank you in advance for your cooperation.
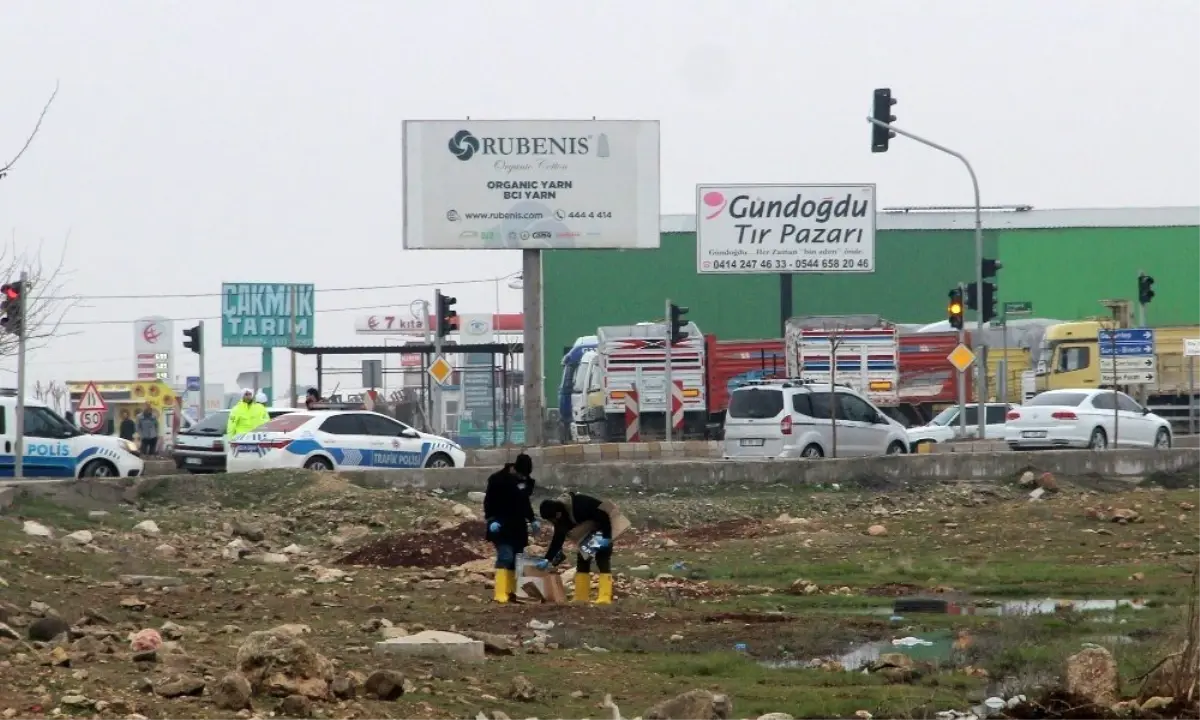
[0,392,145,479]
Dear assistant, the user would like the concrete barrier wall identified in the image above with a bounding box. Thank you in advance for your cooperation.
[346,449,1199,493]
[466,441,722,466]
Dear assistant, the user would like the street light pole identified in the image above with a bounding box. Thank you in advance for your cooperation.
[867,116,986,441]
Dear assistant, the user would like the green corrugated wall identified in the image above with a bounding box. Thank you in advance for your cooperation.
[542,228,994,401]
[996,227,1200,325]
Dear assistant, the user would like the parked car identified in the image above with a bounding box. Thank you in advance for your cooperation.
[226,410,466,473]
[172,407,297,473]
[1004,389,1172,451]
[722,379,910,459]
[906,402,1017,451]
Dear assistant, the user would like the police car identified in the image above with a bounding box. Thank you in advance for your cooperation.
[226,410,466,473]
[0,393,145,479]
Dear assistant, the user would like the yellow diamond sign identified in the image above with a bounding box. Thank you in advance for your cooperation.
[428,354,453,386]
[947,343,976,372]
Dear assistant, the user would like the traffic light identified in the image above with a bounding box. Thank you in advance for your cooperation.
[1138,273,1155,305]
[435,289,457,339]
[669,302,689,344]
[871,88,897,153]
[0,281,25,336]
[948,287,964,330]
[980,281,997,323]
[183,324,202,355]
[982,257,1002,279]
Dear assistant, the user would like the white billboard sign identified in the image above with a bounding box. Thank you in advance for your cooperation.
[354,313,428,336]
[695,184,876,274]
[403,119,661,250]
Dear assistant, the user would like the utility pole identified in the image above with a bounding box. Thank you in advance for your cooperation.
[664,298,673,443]
[419,299,432,431]
[197,321,207,420]
[13,271,29,479]
[868,95,985,441]
[522,250,545,446]
[290,285,298,408]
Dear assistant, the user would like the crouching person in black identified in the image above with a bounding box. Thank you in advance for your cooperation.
[483,453,539,604]
[537,492,625,605]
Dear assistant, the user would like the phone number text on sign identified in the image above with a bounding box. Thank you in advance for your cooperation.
[695,183,876,274]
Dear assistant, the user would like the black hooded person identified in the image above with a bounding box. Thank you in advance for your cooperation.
[482,453,539,603]
[536,491,622,605]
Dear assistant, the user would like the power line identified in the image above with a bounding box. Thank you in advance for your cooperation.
[37,274,519,302]
[59,301,413,327]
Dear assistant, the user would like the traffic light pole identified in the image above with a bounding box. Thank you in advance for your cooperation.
[664,297,673,444]
[867,117,986,440]
[432,294,443,436]
[197,321,207,421]
[956,283,968,440]
[13,270,28,479]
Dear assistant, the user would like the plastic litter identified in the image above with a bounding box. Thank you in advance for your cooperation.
[888,615,904,622]
[734,643,748,652]
[983,698,1006,711]
[891,636,933,647]
[527,619,555,631]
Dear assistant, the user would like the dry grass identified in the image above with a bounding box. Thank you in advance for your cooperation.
[1135,567,1200,703]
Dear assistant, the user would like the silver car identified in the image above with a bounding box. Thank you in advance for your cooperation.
[722,379,910,459]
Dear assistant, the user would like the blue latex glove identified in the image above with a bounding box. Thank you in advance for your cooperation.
[535,559,550,571]
[592,534,611,550]
[488,521,501,533]
[530,520,541,534]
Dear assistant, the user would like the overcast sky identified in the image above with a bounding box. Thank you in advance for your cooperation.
[1,0,1197,396]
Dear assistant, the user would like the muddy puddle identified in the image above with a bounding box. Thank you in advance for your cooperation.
[877,597,1150,618]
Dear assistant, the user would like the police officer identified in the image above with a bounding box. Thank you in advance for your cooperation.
[536,491,625,605]
[483,453,539,604]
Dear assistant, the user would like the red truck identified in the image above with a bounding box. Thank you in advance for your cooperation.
[703,331,968,429]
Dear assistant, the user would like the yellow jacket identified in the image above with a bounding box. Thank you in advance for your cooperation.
[227,401,269,437]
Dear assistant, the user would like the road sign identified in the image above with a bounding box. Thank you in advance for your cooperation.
[947,343,976,372]
[1185,338,1200,357]
[1003,301,1033,317]
[428,355,453,386]
[77,381,108,433]
[1098,328,1156,385]
[221,283,315,348]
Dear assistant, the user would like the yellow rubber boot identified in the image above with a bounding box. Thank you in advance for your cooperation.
[573,572,591,602]
[594,573,613,605]
[493,569,511,603]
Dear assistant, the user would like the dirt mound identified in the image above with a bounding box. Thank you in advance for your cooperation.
[668,518,781,543]
[335,520,485,568]
[864,582,924,597]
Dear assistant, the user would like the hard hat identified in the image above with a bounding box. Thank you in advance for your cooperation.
[255,391,267,404]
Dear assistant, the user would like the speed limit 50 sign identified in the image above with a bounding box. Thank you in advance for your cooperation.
[77,382,108,433]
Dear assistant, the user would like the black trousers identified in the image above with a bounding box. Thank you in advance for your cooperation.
[140,438,157,456]
[576,545,612,574]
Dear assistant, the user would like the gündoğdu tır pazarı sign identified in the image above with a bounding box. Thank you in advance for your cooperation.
[402,119,661,250]
[695,184,876,274]
[221,283,315,348]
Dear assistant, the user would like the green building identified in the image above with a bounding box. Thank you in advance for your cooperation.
[542,206,1199,401]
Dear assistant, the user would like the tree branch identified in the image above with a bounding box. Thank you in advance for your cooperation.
[0,232,80,357]
[1,80,60,177]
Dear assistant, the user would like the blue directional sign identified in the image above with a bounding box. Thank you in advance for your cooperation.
[1098,328,1155,357]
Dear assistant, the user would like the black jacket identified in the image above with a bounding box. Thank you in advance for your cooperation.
[483,466,535,548]
[545,492,611,562]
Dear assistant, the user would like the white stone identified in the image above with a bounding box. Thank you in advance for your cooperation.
[373,630,485,663]
[22,520,53,538]
[65,530,94,545]
[133,520,160,536]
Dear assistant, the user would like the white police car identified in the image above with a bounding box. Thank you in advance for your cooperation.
[0,394,145,479]
[226,410,466,473]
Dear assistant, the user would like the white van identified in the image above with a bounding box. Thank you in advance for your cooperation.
[0,393,146,479]
[723,379,910,459]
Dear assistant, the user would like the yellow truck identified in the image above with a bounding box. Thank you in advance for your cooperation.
[1036,320,1200,429]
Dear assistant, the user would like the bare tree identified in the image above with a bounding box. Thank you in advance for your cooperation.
[0,237,79,357]
[822,322,848,458]
[0,81,59,181]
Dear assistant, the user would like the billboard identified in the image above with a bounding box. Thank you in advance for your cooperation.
[133,316,174,382]
[402,119,661,250]
[354,313,428,336]
[695,184,876,274]
[221,283,315,348]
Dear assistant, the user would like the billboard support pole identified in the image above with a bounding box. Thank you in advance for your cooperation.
[867,116,985,441]
[778,274,792,337]
[290,285,298,408]
[522,249,545,446]
[260,348,273,406]
[198,320,207,421]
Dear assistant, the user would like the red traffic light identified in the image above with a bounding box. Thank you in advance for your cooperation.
[1,284,18,301]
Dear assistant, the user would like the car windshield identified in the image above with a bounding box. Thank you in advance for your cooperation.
[257,414,313,433]
[728,388,784,419]
[929,407,957,426]
[1028,392,1089,407]
[187,411,230,434]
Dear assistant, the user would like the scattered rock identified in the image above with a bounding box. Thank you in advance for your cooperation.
[133,520,160,536]
[644,689,733,719]
[120,597,148,611]
[153,674,206,698]
[231,520,266,542]
[314,567,347,584]
[22,520,53,538]
[249,552,290,565]
[64,530,94,545]
[279,694,313,718]
[467,491,486,503]
[1111,508,1140,524]
[130,628,163,652]
[757,714,793,720]
[363,669,406,700]
[27,616,70,642]
[236,629,333,700]
[1065,646,1118,706]
[330,673,361,700]
[507,674,537,702]
[211,672,253,711]
[1018,471,1036,487]
[867,524,888,537]
[466,631,516,655]
[0,622,20,640]
[1037,472,1058,491]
